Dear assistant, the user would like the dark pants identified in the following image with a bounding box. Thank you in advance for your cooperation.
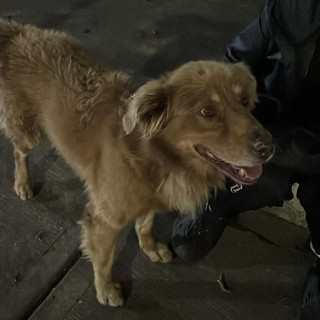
[210,164,320,255]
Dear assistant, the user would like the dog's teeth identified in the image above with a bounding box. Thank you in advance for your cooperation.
[239,168,246,177]
[207,151,215,159]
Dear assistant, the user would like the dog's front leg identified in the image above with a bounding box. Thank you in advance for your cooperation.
[81,206,124,307]
[135,211,172,263]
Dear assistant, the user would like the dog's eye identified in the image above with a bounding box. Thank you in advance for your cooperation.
[200,106,216,117]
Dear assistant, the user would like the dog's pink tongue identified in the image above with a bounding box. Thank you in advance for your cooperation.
[245,164,263,180]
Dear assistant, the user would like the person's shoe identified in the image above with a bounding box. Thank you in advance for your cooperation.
[300,259,320,320]
[171,202,229,261]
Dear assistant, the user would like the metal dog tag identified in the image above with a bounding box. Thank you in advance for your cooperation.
[230,183,243,193]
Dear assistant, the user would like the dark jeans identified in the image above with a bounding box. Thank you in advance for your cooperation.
[212,166,320,254]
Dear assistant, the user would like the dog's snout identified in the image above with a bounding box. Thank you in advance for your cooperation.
[250,131,275,161]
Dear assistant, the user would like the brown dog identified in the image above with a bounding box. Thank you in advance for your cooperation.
[0,18,274,306]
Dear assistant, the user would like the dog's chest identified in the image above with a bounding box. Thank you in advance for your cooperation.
[155,172,210,215]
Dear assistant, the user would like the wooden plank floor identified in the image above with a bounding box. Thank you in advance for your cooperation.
[29,213,312,320]
[0,0,314,319]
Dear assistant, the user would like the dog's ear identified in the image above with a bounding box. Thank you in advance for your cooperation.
[231,62,258,105]
[123,79,169,138]
[231,62,256,87]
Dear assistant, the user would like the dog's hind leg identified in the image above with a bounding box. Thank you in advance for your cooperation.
[1,94,40,200]
[135,211,173,263]
[12,134,38,200]
[80,207,124,307]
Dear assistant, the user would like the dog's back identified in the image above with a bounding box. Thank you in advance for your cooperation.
[0,18,132,177]
[0,18,87,165]
[0,18,91,91]
[0,18,21,51]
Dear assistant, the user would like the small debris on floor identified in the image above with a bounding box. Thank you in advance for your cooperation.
[217,272,232,294]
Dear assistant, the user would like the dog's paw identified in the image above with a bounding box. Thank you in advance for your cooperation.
[14,181,33,200]
[96,281,124,307]
[143,243,173,263]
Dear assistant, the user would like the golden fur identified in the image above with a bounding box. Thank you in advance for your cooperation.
[0,18,273,306]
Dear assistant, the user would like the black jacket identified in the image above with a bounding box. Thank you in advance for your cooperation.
[226,0,320,178]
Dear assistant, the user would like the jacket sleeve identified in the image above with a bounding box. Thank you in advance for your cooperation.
[225,2,285,99]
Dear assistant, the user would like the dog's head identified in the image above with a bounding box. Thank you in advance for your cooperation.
[123,61,274,185]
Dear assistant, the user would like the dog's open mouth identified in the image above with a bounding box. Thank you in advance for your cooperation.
[195,144,263,185]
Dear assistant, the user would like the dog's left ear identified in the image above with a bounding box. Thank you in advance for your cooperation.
[123,79,169,138]
[231,62,256,84]
[231,62,258,104]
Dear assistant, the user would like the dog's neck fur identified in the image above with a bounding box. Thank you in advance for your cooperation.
[123,131,225,215]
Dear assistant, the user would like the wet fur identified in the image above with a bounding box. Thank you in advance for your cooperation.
[0,18,271,306]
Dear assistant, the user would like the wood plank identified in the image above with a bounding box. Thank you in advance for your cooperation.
[0,135,85,320]
[1,227,81,320]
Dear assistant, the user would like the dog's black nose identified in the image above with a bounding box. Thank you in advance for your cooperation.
[250,131,275,161]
